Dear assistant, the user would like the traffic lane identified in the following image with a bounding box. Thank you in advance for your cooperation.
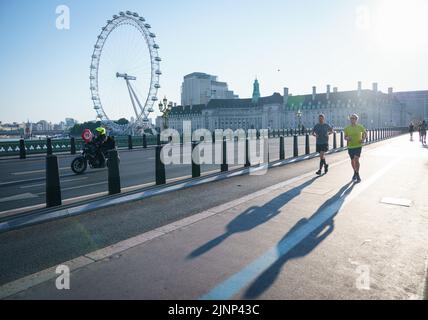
[0,139,318,212]
[0,143,355,286]
[0,148,157,184]
[0,160,222,213]
[0,137,315,182]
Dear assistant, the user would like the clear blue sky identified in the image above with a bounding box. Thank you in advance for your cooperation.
[1,0,427,123]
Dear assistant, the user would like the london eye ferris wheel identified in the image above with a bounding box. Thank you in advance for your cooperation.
[89,11,162,134]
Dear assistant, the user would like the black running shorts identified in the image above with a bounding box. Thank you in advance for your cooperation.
[316,144,329,153]
[348,147,362,159]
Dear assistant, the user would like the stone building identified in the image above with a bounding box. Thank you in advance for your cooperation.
[168,80,406,133]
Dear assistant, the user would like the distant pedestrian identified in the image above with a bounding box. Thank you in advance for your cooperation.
[409,122,415,141]
[344,114,367,183]
[420,120,427,145]
[312,114,334,175]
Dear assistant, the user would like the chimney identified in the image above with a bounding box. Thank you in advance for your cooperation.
[312,86,316,101]
[326,85,331,100]
[333,87,338,93]
[372,82,378,92]
[357,81,362,96]
[283,87,289,106]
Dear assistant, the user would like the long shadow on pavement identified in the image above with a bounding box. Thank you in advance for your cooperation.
[188,176,320,259]
[243,181,355,299]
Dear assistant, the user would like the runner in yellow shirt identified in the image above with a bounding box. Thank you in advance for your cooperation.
[344,114,367,183]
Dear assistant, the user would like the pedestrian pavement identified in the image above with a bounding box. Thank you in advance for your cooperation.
[1,135,428,300]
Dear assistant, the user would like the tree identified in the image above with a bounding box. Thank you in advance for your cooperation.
[115,118,129,125]
[69,121,102,137]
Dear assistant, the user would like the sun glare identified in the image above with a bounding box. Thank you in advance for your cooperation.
[373,0,428,52]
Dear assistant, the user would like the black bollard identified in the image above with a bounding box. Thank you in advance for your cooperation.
[143,134,147,149]
[157,133,161,146]
[305,134,310,155]
[47,138,53,156]
[191,141,201,178]
[245,137,251,167]
[340,131,344,148]
[108,150,121,195]
[19,139,26,159]
[128,135,133,150]
[155,145,166,185]
[221,137,228,172]
[280,136,285,160]
[293,135,299,158]
[333,132,337,149]
[46,155,62,207]
[70,137,76,155]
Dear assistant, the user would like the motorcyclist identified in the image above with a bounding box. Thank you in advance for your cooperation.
[94,127,107,166]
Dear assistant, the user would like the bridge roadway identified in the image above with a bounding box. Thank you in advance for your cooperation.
[0,134,427,299]
[0,136,317,215]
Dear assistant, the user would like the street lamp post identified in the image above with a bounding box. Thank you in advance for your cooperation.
[296,109,303,134]
[158,96,173,130]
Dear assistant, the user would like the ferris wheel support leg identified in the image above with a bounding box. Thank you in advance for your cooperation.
[126,81,140,123]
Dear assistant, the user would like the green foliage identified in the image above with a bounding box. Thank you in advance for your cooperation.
[115,118,129,125]
[69,121,102,137]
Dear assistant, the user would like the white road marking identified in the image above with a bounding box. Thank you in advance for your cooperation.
[39,181,107,193]
[201,156,404,300]
[20,177,88,189]
[0,137,407,299]
[0,193,38,203]
[11,167,70,176]
[380,197,413,207]
[0,256,94,300]
[0,157,353,299]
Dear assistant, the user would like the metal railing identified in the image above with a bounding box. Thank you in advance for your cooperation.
[41,127,407,209]
[0,127,346,158]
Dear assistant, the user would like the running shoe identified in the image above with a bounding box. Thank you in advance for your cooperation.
[356,173,362,183]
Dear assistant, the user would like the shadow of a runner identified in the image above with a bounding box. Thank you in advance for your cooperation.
[243,182,355,299]
[187,176,321,260]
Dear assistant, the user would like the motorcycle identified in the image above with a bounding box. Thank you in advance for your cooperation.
[71,132,118,174]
